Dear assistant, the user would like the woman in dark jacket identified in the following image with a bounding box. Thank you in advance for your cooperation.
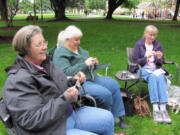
[2,25,115,135]
[132,25,171,124]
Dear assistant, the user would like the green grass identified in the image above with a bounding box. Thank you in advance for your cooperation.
[0,15,180,135]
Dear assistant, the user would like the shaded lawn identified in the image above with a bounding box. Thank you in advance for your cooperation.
[0,19,180,135]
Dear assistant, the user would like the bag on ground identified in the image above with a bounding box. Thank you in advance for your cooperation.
[133,96,151,117]
[121,88,135,116]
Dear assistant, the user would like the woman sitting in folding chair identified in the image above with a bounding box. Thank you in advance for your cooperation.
[131,25,172,124]
[53,25,129,129]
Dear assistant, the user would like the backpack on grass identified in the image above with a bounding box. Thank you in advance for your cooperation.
[133,96,152,117]
[121,88,135,117]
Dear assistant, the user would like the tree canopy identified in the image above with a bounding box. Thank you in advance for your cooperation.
[88,0,106,10]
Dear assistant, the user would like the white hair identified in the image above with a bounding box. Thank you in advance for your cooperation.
[57,25,83,47]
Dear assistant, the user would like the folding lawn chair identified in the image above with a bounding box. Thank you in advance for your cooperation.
[125,47,179,97]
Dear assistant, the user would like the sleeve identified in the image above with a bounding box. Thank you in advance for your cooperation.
[132,42,147,66]
[3,73,68,131]
[154,41,164,66]
[53,54,88,76]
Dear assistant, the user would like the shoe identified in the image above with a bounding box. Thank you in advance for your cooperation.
[153,111,163,123]
[116,117,130,129]
[161,111,172,124]
[118,122,130,129]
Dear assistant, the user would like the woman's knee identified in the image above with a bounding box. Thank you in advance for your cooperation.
[98,91,113,106]
[67,129,98,135]
[76,107,114,135]
[148,74,157,82]
[95,109,114,133]
[107,77,119,88]
[157,74,166,82]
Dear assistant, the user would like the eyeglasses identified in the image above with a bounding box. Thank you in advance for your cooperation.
[34,41,48,48]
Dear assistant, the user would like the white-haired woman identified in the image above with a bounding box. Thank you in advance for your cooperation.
[2,25,115,135]
[53,25,129,129]
[132,25,172,124]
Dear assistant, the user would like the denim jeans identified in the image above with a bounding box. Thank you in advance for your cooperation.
[137,68,168,103]
[66,106,114,135]
[82,76,125,117]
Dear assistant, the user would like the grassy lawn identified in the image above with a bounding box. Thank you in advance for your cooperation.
[0,15,180,135]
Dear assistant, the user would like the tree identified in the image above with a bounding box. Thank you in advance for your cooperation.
[50,0,66,20]
[88,0,106,9]
[50,0,85,20]
[0,0,8,21]
[19,0,33,14]
[173,0,180,21]
[36,0,51,11]
[106,0,125,19]
[8,0,19,26]
[0,0,11,27]
[68,0,85,9]
[121,0,137,9]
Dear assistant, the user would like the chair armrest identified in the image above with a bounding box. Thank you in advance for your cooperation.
[128,62,139,67]
[95,63,111,77]
[127,61,143,79]
[163,61,175,64]
[95,63,111,70]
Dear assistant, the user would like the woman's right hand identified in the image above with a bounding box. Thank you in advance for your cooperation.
[147,51,156,61]
[63,86,78,103]
[85,57,98,66]
[73,72,86,83]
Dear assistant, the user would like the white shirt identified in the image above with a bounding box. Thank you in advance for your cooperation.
[144,43,156,70]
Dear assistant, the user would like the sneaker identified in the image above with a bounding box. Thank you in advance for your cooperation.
[119,122,130,129]
[116,117,130,129]
[161,111,172,124]
[153,111,163,123]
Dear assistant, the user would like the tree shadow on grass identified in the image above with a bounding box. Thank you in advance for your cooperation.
[0,26,48,44]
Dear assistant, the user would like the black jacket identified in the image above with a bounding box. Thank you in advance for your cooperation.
[2,55,69,135]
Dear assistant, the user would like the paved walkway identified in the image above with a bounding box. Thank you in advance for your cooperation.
[74,14,180,21]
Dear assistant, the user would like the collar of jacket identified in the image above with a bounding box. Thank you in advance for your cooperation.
[5,55,51,76]
[61,45,83,56]
[141,38,159,51]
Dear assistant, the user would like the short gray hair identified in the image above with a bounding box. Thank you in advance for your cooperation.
[57,25,83,47]
[12,25,42,56]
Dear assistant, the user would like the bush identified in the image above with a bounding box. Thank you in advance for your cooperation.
[113,9,132,15]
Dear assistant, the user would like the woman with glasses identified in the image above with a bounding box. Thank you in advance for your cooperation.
[2,25,115,135]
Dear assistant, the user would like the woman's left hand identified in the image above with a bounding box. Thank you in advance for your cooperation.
[94,58,99,64]
[73,72,86,83]
[156,51,163,59]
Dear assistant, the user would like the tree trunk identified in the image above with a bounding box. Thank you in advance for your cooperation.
[0,0,8,21]
[106,0,125,19]
[40,0,43,21]
[0,0,11,27]
[172,0,180,21]
[106,7,116,19]
[50,0,67,20]
[33,0,37,24]
[54,5,66,20]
